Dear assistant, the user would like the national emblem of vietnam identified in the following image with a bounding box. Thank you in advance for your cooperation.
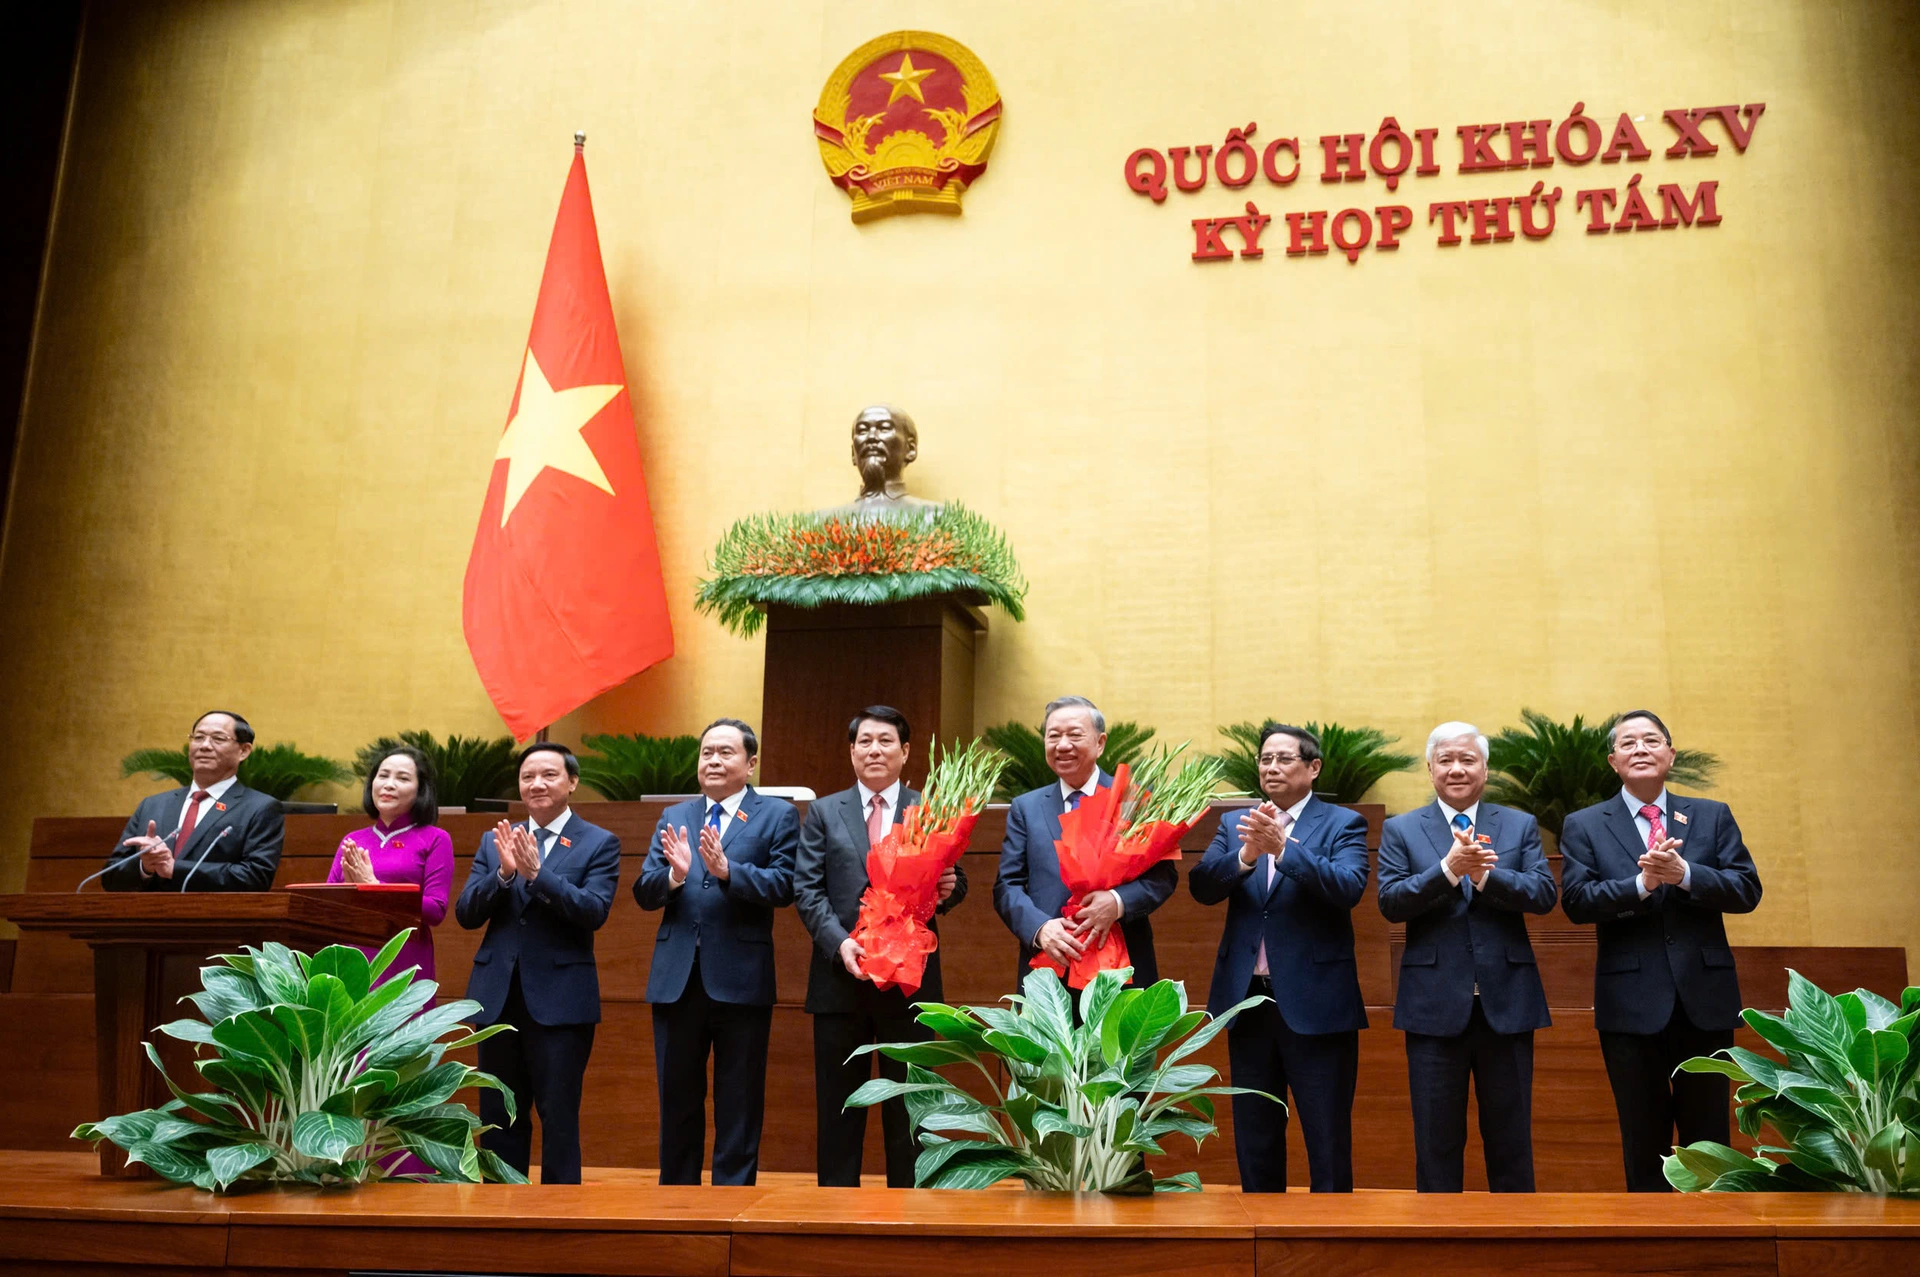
[813,31,1002,223]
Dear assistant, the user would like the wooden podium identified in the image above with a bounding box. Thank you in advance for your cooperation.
[760,594,987,796]
[0,891,418,1174]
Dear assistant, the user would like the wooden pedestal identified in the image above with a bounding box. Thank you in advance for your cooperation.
[759,595,987,796]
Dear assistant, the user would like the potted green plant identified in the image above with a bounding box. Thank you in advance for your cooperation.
[1665,971,1920,1194]
[1485,709,1720,841]
[72,931,524,1188]
[122,743,353,803]
[980,720,1157,802]
[354,731,519,810]
[575,733,701,799]
[846,966,1270,1191]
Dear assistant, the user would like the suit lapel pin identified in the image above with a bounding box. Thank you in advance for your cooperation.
[560,836,572,848]
[1476,834,1492,845]
[1674,811,1689,825]
[735,807,751,824]
[215,802,227,812]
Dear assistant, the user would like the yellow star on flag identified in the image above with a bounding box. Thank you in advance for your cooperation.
[493,348,623,527]
[879,52,934,106]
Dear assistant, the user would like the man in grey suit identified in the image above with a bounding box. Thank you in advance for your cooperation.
[793,706,966,1187]
[101,711,284,892]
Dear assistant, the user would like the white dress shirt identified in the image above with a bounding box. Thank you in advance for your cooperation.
[1436,798,1482,887]
[1626,786,1691,896]
[141,774,238,878]
[669,789,747,889]
[856,779,903,839]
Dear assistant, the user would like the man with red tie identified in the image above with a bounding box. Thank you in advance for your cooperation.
[992,696,1177,990]
[1560,710,1763,1190]
[101,711,284,892]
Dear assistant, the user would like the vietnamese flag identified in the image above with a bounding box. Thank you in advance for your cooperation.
[463,139,673,739]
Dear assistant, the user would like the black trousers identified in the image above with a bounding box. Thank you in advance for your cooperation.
[812,1009,928,1187]
[1226,977,1358,1192]
[652,959,773,1186]
[1600,1003,1734,1191]
[1404,998,1535,1192]
[476,970,596,1185]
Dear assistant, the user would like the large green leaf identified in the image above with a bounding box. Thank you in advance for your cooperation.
[919,1108,1007,1138]
[982,1029,1051,1065]
[301,973,355,1039]
[250,944,309,1006]
[339,970,435,1047]
[158,1019,218,1047]
[1111,981,1183,1063]
[304,946,373,1003]
[1847,1029,1910,1087]
[476,1147,529,1185]
[1165,994,1267,1066]
[189,966,268,1024]
[1078,971,1128,1040]
[1784,970,1854,1068]
[922,1147,1029,1189]
[205,1142,275,1188]
[1033,1109,1092,1140]
[73,1108,171,1148]
[860,1040,982,1069]
[212,1011,294,1074]
[1154,1171,1205,1192]
[372,1062,469,1119]
[912,1006,990,1050]
[292,1111,366,1163]
[365,929,414,985]
[124,1140,212,1186]
[1742,1008,1815,1060]
[1021,969,1077,1051]
[270,1006,328,1061]
[846,1078,955,1109]
[142,1042,245,1124]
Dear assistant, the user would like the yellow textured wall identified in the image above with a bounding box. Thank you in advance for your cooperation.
[3,1,1916,967]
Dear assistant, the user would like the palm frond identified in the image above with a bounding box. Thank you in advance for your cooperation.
[979,720,1157,802]
[576,733,701,801]
[355,731,518,808]
[1484,708,1720,840]
[1209,721,1415,805]
[121,748,192,786]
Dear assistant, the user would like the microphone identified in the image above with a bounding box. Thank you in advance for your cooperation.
[73,848,151,893]
[177,826,234,893]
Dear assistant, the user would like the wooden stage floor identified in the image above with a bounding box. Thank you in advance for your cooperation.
[1,1151,1915,1276]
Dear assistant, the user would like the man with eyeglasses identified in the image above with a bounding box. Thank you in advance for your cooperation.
[101,711,285,892]
[636,717,798,1185]
[1190,723,1369,1191]
[1559,709,1763,1191]
[993,695,1177,993]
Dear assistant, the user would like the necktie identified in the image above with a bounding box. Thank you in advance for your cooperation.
[867,792,886,844]
[706,802,724,833]
[1253,811,1291,977]
[175,789,211,854]
[1067,789,1083,812]
[1640,803,1666,849]
[1453,811,1475,901]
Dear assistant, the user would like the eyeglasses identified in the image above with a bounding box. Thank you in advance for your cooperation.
[189,732,236,746]
[1257,753,1303,766]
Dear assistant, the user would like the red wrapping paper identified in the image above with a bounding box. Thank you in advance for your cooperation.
[849,811,979,995]
[1030,766,1193,989]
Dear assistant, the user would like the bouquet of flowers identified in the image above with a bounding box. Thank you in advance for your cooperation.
[850,739,1010,995]
[1033,745,1229,989]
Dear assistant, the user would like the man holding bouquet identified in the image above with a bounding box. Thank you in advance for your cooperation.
[793,706,967,1187]
[993,695,1178,991]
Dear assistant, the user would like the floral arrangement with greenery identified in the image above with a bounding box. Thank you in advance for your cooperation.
[695,503,1026,638]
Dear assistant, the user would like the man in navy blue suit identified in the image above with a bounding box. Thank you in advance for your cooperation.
[1378,721,1557,1193]
[635,718,798,1186]
[993,696,1177,991]
[1560,709,1763,1191]
[1190,723,1370,1192]
[456,742,622,1185]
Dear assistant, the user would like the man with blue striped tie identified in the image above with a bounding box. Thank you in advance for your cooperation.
[1377,721,1557,1192]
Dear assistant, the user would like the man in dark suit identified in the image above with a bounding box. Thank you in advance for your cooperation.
[793,705,968,1187]
[993,696,1177,990]
[102,711,284,892]
[1560,709,1763,1191]
[1190,723,1369,1192]
[635,717,798,1186]
[455,742,621,1185]
[1378,721,1557,1193]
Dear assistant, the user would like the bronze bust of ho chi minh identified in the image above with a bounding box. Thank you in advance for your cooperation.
[819,404,942,521]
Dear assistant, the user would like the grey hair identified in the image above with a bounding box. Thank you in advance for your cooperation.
[1425,721,1489,762]
[1043,696,1105,735]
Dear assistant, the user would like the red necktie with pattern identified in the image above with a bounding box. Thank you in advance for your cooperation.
[175,789,211,854]
[867,792,886,845]
[1640,803,1666,848]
